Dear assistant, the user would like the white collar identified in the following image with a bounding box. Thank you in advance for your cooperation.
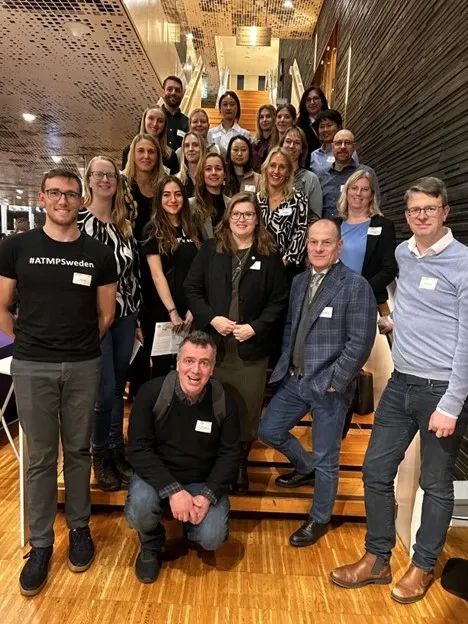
[407,227,453,258]
[216,122,240,134]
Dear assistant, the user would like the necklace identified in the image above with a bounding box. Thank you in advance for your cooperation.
[232,246,252,282]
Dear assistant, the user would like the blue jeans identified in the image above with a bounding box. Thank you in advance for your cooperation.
[93,313,137,453]
[124,475,230,552]
[258,374,350,523]
[363,372,468,570]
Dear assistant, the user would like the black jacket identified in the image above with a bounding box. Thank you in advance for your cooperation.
[297,118,321,165]
[361,215,397,304]
[184,239,289,360]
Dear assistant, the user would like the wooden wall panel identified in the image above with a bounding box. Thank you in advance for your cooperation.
[281,0,468,477]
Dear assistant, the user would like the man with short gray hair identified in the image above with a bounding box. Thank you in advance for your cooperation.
[125,331,240,584]
[331,176,468,604]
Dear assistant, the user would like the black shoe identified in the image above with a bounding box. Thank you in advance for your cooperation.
[19,545,53,596]
[232,441,252,494]
[275,470,315,488]
[68,526,95,572]
[289,520,329,547]
[93,452,121,491]
[110,448,133,486]
[135,549,161,584]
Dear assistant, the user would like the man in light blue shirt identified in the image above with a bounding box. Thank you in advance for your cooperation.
[331,177,468,604]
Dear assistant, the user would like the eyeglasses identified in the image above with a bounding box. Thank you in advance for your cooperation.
[306,96,322,103]
[44,189,81,201]
[231,211,256,221]
[406,205,443,217]
[90,171,118,181]
[332,140,355,147]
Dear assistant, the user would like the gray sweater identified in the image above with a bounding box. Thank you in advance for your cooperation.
[294,168,323,223]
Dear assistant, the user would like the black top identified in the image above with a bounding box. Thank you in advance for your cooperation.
[121,145,180,175]
[252,136,271,173]
[184,239,289,360]
[130,180,154,243]
[361,214,398,304]
[128,376,240,500]
[0,228,117,362]
[162,105,189,151]
[184,175,195,198]
[211,193,227,229]
[140,224,198,320]
[297,118,321,164]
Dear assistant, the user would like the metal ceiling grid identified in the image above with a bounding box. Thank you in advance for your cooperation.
[0,0,162,207]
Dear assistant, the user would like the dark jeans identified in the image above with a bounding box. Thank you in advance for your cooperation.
[124,475,230,552]
[363,371,468,570]
[93,313,137,453]
[12,357,101,547]
[258,374,350,523]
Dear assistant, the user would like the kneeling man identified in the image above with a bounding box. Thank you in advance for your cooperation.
[125,331,240,583]
[259,219,376,546]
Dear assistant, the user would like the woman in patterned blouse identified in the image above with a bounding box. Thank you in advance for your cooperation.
[257,147,309,282]
[79,156,142,492]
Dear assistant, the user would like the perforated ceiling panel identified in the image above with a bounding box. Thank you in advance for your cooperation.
[0,0,162,207]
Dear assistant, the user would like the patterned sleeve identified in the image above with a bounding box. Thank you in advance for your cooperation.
[283,192,309,266]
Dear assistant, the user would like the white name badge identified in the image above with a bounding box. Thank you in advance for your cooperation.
[277,207,292,217]
[250,260,261,270]
[340,185,345,192]
[319,306,333,318]
[163,166,171,175]
[212,132,221,139]
[368,227,382,236]
[326,155,335,163]
[244,185,256,192]
[176,129,186,138]
[419,276,438,290]
[195,420,212,434]
[72,272,92,287]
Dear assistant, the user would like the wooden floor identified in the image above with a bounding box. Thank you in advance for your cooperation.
[2,431,468,623]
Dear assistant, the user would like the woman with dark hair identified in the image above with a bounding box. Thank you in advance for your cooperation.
[297,86,329,164]
[123,133,165,241]
[252,104,276,172]
[225,135,260,197]
[140,175,201,379]
[122,105,180,174]
[207,91,250,154]
[280,126,322,223]
[189,152,230,239]
[310,109,358,173]
[79,156,141,491]
[176,131,207,197]
[257,146,309,280]
[272,104,297,147]
[185,192,288,493]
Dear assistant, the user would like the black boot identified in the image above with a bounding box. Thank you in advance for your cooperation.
[92,452,121,492]
[110,448,133,485]
[232,441,252,494]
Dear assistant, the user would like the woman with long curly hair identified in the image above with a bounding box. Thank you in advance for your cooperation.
[185,192,288,493]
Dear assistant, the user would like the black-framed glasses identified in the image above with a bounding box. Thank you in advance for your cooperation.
[231,211,256,221]
[44,189,81,201]
[90,171,118,181]
[406,205,443,217]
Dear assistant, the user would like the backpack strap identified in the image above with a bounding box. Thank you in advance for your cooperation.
[153,370,178,423]
[210,377,226,426]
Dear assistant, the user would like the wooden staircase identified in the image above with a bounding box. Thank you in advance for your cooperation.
[57,411,372,518]
[203,90,272,135]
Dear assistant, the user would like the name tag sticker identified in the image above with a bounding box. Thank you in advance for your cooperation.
[212,132,221,139]
[277,207,292,217]
[340,185,345,192]
[250,261,261,270]
[176,129,186,138]
[419,277,438,290]
[320,306,333,318]
[368,227,382,236]
[72,272,92,287]
[326,155,335,163]
[244,185,256,192]
[195,420,212,434]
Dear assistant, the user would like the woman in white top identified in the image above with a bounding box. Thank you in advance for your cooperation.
[207,91,250,154]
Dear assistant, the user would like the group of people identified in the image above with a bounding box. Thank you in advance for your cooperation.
[0,75,466,608]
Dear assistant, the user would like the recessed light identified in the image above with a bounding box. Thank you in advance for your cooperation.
[51,155,62,163]
[186,33,193,40]
[16,189,23,194]
[284,0,293,7]
[22,113,36,123]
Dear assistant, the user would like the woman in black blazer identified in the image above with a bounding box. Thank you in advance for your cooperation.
[184,191,288,493]
[297,86,329,166]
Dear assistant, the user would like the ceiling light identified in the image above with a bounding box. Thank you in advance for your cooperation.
[65,21,91,38]
[51,155,62,163]
[186,33,193,40]
[22,113,36,123]
[16,189,23,195]
[284,0,294,8]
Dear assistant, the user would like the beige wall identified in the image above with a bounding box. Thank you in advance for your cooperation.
[229,74,265,91]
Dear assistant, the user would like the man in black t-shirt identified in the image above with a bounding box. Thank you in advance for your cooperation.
[0,168,118,597]
[124,331,240,584]
[162,75,189,150]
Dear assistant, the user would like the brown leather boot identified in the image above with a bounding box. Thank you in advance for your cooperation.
[330,552,392,588]
[391,564,434,604]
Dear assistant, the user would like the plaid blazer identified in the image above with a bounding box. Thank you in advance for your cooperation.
[270,261,377,399]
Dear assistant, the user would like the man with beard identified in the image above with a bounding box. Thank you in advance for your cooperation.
[162,75,189,150]
[0,168,117,596]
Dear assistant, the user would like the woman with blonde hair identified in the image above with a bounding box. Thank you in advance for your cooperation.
[176,131,206,197]
[124,133,165,241]
[122,105,179,174]
[79,156,142,492]
[185,192,288,493]
[252,104,276,172]
[257,147,309,280]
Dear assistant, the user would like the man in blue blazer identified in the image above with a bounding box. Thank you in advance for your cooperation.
[259,218,377,547]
